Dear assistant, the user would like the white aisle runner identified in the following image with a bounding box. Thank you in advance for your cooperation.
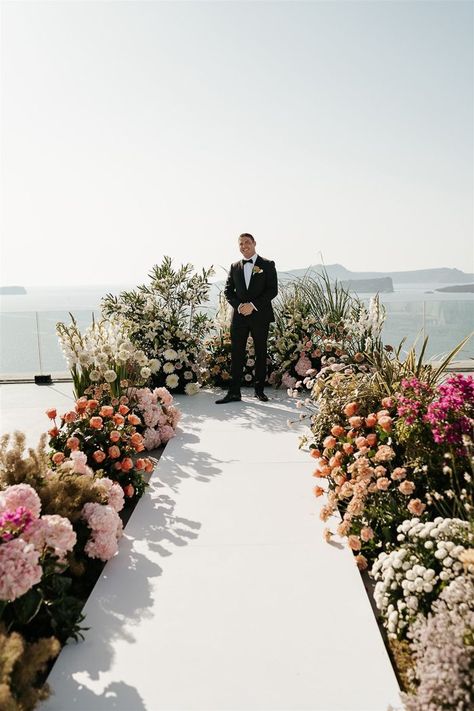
[42,390,402,711]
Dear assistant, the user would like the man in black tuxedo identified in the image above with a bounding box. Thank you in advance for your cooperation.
[216,233,278,404]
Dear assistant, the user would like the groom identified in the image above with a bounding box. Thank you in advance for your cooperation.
[216,233,278,404]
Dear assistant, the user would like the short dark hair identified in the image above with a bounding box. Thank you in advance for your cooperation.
[238,233,255,243]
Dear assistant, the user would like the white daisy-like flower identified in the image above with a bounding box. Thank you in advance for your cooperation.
[149,359,161,374]
[184,371,193,380]
[140,367,151,379]
[163,362,175,374]
[104,370,117,383]
[163,348,178,361]
[89,369,101,382]
[185,382,200,396]
[166,374,179,389]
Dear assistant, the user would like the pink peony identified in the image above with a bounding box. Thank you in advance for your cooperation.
[0,484,41,519]
[143,428,162,450]
[0,538,42,600]
[94,477,125,512]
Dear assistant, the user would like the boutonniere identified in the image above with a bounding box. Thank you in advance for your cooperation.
[252,266,263,275]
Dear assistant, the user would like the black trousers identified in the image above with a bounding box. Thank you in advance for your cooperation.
[230,318,270,393]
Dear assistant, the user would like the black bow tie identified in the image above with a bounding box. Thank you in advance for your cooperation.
[243,259,253,265]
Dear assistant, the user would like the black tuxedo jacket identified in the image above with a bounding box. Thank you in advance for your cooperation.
[224,255,278,324]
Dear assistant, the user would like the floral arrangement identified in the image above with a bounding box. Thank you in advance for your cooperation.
[270,273,385,389]
[294,335,474,707]
[402,572,474,711]
[46,398,154,501]
[127,386,181,450]
[56,315,151,399]
[102,257,214,393]
[371,517,472,638]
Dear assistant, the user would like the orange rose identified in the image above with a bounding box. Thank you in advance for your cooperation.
[330,425,345,437]
[66,436,80,450]
[355,436,368,449]
[109,430,121,443]
[376,477,391,491]
[323,435,337,450]
[119,404,130,415]
[144,459,154,473]
[360,526,374,542]
[90,416,103,429]
[108,445,121,459]
[123,484,135,498]
[93,450,106,463]
[378,415,392,433]
[399,480,415,495]
[48,427,60,438]
[408,498,426,516]
[114,462,122,470]
[310,448,322,459]
[381,397,394,409]
[135,458,146,470]
[64,411,77,423]
[75,397,88,413]
[46,408,57,419]
[347,535,361,551]
[342,442,354,455]
[52,452,65,464]
[121,458,133,472]
[313,485,325,497]
[99,405,114,418]
[366,433,378,447]
[355,554,368,571]
[348,416,363,429]
[113,414,125,426]
[87,399,99,411]
[127,414,141,426]
[365,413,377,427]
[130,433,143,448]
[344,402,358,417]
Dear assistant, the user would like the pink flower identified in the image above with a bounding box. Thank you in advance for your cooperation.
[347,535,361,551]
[344,402,358,417]
[391,467,407,481]
[143,428,162,450]
[330,425,345,437]
[24,515,76,560]
[99,406,114,418]
[323,435,337,450]
[281,372,297,389]
[0,484,41,519]
[159,425,175,444]
[46,408,57,419]
[94,477,124,513]
[376,477,391,491]
[408,498,426,516]
[348,416,363,429]
[82,502,123,561]
[52,452,65,465]
[66,436,80,451]
[93,450,106,463]
[69,450,90,475]
[0,538,42,600]
[373,445,395,463]
[399,480,416,495]
[295,354,312,377]
[64,411,77,424]
[355,554,368,571]
[154,387,173,407]
[90,416,103,430]
[360,526,374,542]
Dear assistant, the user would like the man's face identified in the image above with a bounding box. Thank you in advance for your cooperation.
[239,236,256,259]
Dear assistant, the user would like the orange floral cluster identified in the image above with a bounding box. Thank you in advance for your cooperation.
[311,397,425,569]
[47,397,154,500]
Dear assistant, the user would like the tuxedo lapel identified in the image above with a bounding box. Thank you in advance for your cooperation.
[247,255,263,294]
[236,261,247,294]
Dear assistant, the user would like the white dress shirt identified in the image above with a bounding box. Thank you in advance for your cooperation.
[238,254,258,313]
[243,253,257,288]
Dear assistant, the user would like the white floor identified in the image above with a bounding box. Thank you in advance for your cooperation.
[1,385,402,711]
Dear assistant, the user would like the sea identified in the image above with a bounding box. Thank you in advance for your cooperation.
[0,281,473,378]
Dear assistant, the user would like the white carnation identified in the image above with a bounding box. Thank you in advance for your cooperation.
[165,374,179,389]
[163,349,178,361]
[163,362,175,374]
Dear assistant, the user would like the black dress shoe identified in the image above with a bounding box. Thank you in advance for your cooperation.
[254,391,269,402]
[215,392,242,404]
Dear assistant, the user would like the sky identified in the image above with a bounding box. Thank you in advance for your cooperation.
[1,0,473,287]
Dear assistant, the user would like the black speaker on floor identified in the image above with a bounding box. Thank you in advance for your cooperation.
[35,374,52,385]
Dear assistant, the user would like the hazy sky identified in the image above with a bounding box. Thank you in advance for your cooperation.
[1,0,473,286]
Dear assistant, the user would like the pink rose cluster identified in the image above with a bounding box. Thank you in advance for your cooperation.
[0,484,76,601]
[130,387,181,450]
[82,502,123,561]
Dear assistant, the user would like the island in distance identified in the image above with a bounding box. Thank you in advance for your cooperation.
[0,286,27,295]
[435,284,474,293]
